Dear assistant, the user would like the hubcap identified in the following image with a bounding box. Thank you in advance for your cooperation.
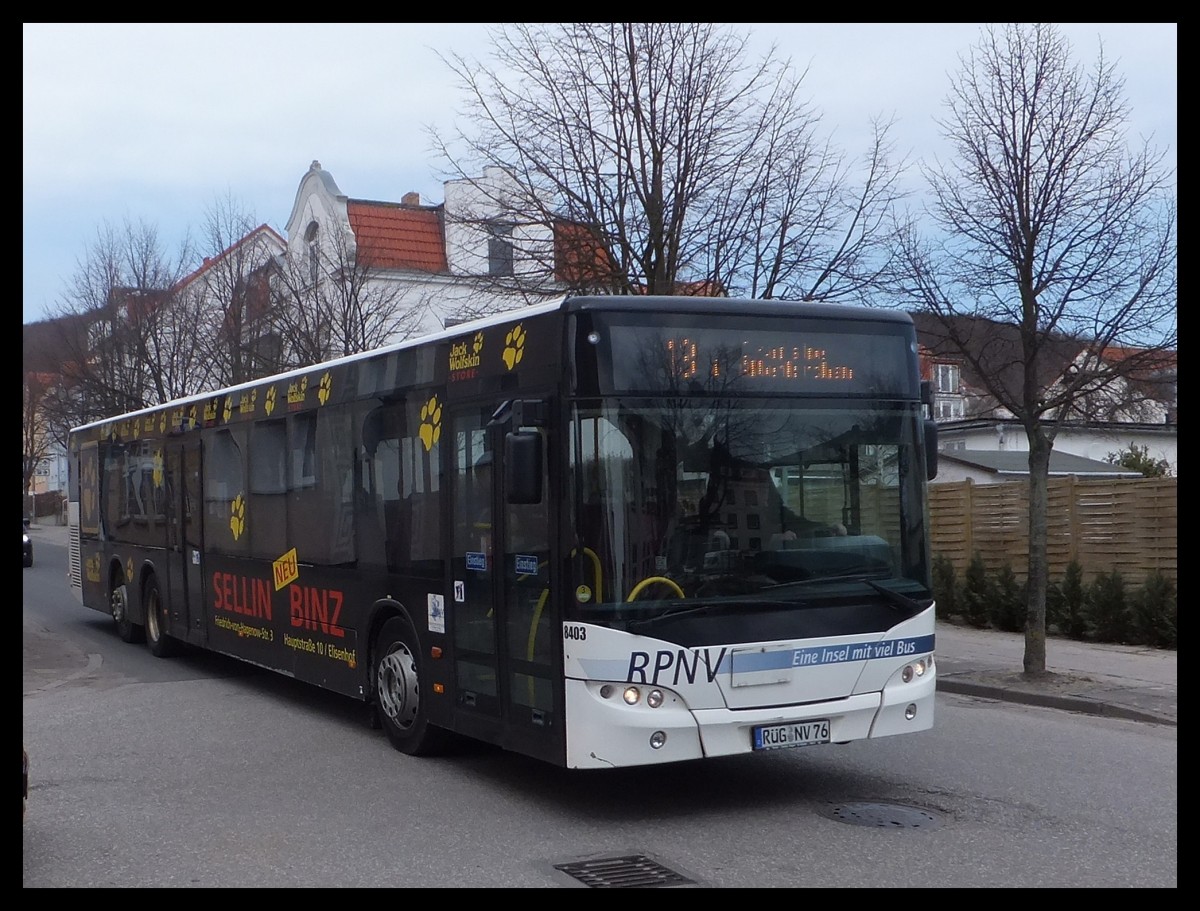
[377,643,420,731]
[111,585,128,623]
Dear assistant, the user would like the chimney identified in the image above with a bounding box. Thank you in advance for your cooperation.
[402,192,420,206]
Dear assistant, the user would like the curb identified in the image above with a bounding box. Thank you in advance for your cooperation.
[937,677,1176,727]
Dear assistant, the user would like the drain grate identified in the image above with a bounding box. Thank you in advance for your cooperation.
[554,854,697,888]
[824,801,941,829]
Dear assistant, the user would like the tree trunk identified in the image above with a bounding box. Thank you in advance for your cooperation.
[1023,433,1052,674]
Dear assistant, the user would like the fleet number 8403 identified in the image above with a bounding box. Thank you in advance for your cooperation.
[564,625,587,641]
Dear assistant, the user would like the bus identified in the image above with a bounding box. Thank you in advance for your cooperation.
[67,295,940,769]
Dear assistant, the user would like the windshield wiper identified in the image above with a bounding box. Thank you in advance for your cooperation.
[626,599,796,628]
[865,580,933,614]
[763,568,889,590]
[762,572,931,614]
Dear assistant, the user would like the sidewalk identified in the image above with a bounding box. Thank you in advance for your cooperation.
[935,621,1176,726]
[23,523,1177,726]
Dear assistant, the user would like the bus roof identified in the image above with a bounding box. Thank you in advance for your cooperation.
[69,295,912,433]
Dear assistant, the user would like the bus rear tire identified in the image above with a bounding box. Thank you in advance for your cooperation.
[144,575,180,658]
[111,581,145,644]
[374,618,449,756]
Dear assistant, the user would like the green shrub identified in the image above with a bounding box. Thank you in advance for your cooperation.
[924,556,1176,649]
[1130,570,1177,649]
[1085,569,1131,643]
[988,563,1026,632]
[1047,560,1087,639]
[960,552,991,628]
[931,554,959,620]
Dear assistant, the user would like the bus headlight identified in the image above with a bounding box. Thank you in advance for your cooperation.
[646,689,664,708]
[901,656,932,683]
[622,686,641,705]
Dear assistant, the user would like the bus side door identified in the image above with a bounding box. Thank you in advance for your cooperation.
[499,419,558,755]
[448,401,560,762]
[166,438,207,645]
[448,407,502,737]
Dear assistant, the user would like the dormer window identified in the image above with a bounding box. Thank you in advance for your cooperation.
[933,362,960,394]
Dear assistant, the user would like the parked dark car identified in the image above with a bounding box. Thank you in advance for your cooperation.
[22,521,32,568]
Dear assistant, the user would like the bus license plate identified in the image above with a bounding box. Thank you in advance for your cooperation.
[752,719,831,750]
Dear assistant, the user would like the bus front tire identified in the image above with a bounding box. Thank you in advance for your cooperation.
[111,581,145,644]
[374,618,449,756]
[144,575,180,658]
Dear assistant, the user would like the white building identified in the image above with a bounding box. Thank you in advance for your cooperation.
[283,162,569,342]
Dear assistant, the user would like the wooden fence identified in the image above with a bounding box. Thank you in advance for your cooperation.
[929,476,1176,584]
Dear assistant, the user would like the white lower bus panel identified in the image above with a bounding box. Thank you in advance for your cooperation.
[562,619,936,769]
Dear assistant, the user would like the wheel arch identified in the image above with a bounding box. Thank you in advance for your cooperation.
[107,557,142,624]
[365,597,419,693]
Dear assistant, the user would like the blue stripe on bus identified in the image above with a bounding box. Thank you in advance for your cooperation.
[575,633,935,682]
[729,634,935,673]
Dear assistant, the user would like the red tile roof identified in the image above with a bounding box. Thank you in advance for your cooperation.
[347,201,448,273]
[173,224,285,292]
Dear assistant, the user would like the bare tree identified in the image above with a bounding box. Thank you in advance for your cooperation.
[430,22,911,302]
[892,24,1176,674]
[272,220,429,361]
[21,367,54,518]
[193,193,290,385]
[40,217,195,437]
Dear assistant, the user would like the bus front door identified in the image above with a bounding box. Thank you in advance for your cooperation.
[166,439,207,646]
[450,408,502,739]
[450,404,559,762]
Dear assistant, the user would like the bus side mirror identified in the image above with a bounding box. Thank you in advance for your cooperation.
[924,418,939,480]
[505,430,543,504]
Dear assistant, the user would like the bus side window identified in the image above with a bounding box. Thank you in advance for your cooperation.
[249,419,288,559]
[206,427,248,555]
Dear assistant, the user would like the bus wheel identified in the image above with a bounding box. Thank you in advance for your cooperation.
[144,575,180,658]
[110,581,145,644]
[374,618,449,756]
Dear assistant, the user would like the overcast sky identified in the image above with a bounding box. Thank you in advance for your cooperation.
[22,22,1177,324]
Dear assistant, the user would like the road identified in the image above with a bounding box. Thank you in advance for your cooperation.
[23,533,1177,888]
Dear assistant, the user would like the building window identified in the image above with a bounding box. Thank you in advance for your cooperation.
[305,221,320,284]
[936,398,964,420]
[487,222,514,276]
[933,362,960,394]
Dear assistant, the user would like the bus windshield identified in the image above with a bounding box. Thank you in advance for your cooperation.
[568,397,932,632]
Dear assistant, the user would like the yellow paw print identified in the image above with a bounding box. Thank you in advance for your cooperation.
[472,331,484,356]
[502,324,526,370]
[230,493,246,540]
[223,396,233,422]
[318,371,333,405]
[418,395,442,452]
[153,450,164,488]
[159,412,167,433]
[82,459,97,521]
[126,557,134,582]
[264,386,277,416]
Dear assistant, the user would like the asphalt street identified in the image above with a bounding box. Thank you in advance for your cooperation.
[23,522,1177,726]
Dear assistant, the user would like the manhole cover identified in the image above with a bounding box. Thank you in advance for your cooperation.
[553,854,698,888]
[824,802,941,829]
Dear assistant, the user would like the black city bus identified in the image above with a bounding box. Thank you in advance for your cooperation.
[68,295,939,769]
